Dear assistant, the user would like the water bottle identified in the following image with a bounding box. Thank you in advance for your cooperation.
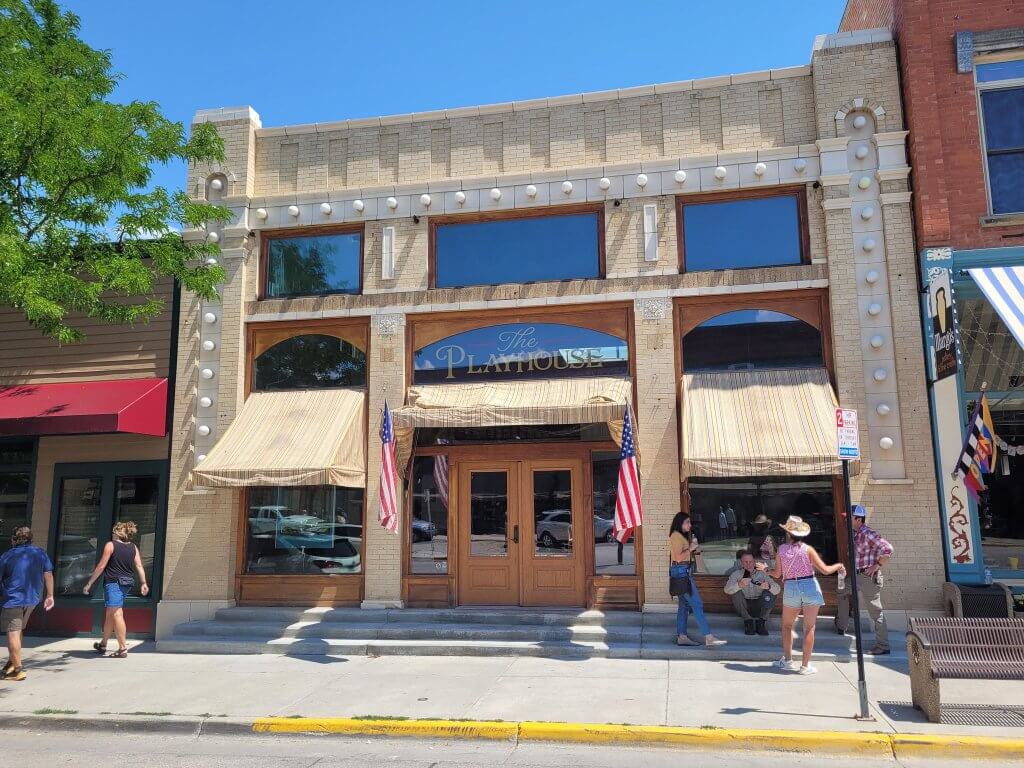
[984,567,993,586]
[837,569,845,592]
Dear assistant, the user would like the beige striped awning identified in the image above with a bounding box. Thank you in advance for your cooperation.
[681,368,857,478]
[192,388,366,488]
[393,376,632,429]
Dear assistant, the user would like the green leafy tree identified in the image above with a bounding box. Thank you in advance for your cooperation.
[0,0,227,342]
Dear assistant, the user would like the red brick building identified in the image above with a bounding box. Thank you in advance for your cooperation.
[843,1,1024,597]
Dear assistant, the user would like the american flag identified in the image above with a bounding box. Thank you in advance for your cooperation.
[433,454,449,508]
[378,401,399,533]
[613,407,642,544]
[953,392,998,501]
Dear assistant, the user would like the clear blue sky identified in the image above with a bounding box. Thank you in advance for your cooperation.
[61,1,846,196]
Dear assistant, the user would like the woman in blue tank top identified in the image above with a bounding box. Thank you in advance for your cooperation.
[83,521,149,658]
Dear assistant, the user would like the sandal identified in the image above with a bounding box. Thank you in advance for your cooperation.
[110,648,128,659]
[92,642,107,654]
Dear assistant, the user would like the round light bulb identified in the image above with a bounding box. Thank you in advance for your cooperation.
[861,205,875,220]
[209,178,223,191]
[203,312,217,324]
[714,166,728,180]
[320,202,332,215]
[206,231,219,244]
[202,339,216,352]
[870,334,884,349]
[855,145,870,160]
[353,199,365,213]
[636,173,648,188]
[793,159,807,174]
[419,194,431,207]
[197,425,211,437]
[853,115,868,129]
[866,269,880,284]
[868,302,883,316]
[525,184,538,198]
[858,176,872,190]
[754,162,767,177]
[196,454,206,463]
[674,170,687,184]
[199,396,213,408]
[287,205,300,218]
[862,237,877,252]
[561,181,573,195]
[873,368,887,382]
[255,208,268,220]
[200,368,215,380]
[598,177,611,190]
[879,436,894,450]
[876,403,891,416]
[386,196,399,210]
[454,191,467,205]
[490,188,502,201]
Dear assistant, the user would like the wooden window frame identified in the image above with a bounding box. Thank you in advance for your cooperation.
[428,203,606,290]
[676,186,811,274]
[258,223,366,301]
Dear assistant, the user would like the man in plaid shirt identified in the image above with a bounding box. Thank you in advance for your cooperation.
[836,505,894,654]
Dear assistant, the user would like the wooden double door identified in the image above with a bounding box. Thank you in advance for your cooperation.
[457,457,587,607]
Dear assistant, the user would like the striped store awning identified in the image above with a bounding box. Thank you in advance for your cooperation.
[681,367,855,478]
[393,376,632,429]
[969,266,1024,352]
[192,388,366,488]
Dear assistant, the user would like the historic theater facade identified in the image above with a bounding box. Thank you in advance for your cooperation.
[157,29,945,636]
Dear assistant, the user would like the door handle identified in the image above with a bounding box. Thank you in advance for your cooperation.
[512,525,519,544]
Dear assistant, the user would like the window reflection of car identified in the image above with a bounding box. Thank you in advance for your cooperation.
[536,512,616,548]
[249,537,360,575]
[412,517,436,542]
[248,506,326,536]
[56,535,96,594]
[593,515,614,543]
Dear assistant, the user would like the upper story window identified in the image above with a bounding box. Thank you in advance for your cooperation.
[977,54,1024,215]
[679,190,807,272]
[262,226,363,299]
[253,334,367,391]
[432,207,603,289]
[682,309,823,371]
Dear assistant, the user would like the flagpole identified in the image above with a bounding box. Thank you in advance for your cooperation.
[842,458,872,721]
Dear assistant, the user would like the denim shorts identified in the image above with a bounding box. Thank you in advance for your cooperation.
[782,577,824,608]
[104,582,127,608]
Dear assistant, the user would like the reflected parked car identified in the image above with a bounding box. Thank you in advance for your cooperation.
[249,537,360,574]
[56,535,96,595]
[536,512,615,548]
[248,506,326,536]
[412,517,436,542]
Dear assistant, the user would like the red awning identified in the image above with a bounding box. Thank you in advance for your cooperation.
[0,378,168,437]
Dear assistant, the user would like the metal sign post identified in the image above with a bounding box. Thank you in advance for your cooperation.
[836,408,873,721]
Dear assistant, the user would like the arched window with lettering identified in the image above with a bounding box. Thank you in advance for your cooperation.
[253,334,367,391]
[682,310,823,371]
[413,323,629,384]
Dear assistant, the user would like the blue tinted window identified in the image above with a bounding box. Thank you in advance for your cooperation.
[682,195,803,272]
[254,334,366,390]
[413,322,628,383]
[683,310,823,371]
[434,212,600,288]
[265,232,362,298]
[981,87,1024,214]
[977,60,1024,83]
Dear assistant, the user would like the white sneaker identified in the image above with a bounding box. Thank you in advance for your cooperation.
[774,657,797,672]
[798,664,818,676]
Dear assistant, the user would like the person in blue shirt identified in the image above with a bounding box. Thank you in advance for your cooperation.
[0,527,54,681]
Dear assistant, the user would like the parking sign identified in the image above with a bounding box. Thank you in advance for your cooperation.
[836,408,860,460]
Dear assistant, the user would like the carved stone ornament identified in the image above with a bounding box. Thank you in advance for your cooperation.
[373,313,405,336]
[636,297,670,322]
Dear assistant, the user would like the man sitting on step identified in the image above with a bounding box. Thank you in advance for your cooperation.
[723,550,780,636]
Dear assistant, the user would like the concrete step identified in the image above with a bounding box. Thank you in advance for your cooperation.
[212,606,640,628]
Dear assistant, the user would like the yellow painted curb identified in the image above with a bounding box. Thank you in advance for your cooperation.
[252,717,517,741]
[518,722,892,756]
[892,732,1024,761]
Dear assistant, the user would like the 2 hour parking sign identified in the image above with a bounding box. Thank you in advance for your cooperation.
[836,408,860,460]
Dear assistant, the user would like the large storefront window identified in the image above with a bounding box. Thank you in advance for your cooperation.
[410,456,449,574]
[263,228,363,298]
[0,439,33,553]
[977,403,1024,572]
[253,334,367,391]
[687,478,837,574]
[246,486,363,575]
[592,451,634,575]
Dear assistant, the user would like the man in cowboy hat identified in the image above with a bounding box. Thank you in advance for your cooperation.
[835,505,893,655]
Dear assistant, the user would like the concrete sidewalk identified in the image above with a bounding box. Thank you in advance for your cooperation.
[0,637,1022,739]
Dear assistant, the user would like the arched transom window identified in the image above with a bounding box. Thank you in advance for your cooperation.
[682,309,823,371]
[253,334,367,391]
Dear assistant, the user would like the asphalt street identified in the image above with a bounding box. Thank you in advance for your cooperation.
[0,731,1014,768]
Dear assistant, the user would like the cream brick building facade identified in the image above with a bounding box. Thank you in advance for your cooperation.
[157,29,944,637]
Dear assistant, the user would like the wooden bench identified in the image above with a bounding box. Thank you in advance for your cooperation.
[906,617,1024,723]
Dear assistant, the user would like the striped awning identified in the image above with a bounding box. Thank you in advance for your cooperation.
[393,376,632,429]
[192,388,366,488]
[681,368,854,478]
[969,267,1024,352]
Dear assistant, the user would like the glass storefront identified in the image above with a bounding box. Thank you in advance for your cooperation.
[0,440,33,554]
[592,450,634,575]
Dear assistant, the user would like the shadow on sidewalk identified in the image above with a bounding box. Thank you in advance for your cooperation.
[878,700,1024,728]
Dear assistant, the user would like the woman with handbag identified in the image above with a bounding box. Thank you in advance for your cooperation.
[669,512,727,648]
[83,521,149,658]
[769,515,845,675]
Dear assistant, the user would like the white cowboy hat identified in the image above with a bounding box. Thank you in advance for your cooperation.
[779,515,811,537]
